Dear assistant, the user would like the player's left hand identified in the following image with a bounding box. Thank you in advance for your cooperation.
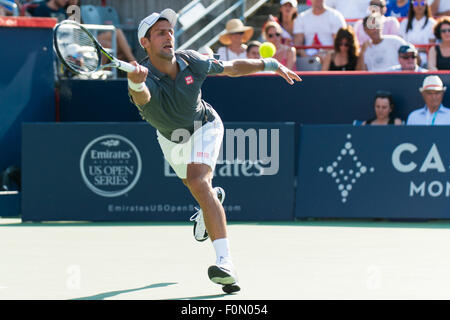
[276,65,302,85]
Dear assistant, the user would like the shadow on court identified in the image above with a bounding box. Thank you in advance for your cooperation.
[170,293,229,300]
[71,282,178,300]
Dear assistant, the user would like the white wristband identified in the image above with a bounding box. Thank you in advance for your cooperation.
[128,79,146,92]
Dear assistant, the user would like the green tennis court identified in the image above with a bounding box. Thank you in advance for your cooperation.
[2,218,450,300]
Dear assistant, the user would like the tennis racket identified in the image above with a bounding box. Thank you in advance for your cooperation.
[53,20,136,76]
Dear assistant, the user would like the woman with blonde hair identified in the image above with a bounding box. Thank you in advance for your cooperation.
[263,21,297,70]
[322,26,359,71]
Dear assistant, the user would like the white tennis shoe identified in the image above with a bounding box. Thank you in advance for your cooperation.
[189,187,225,242]
[208,257,240,294]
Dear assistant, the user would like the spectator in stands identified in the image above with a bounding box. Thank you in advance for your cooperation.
[29,0,69,21]
[353,0,400,45]
[63,0,136,64]
[387,44,428,71]
[363,90,402,125]
[357,14,408,71]
[0,0,17,16]
[400,1,436,67]
[430,0,450,16]
[265,0,298,46]
[325,0,371,20]
[263,21,297,70]
[246,40,261,59]
[97,29,136,63]
[322,26,359,70]
[427,17,450,70]
[407,75,450,125]
[293,0,347,59]
[217,19,254,61]
[386,0,411,17]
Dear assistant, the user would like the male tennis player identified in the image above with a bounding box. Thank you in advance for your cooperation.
[127,8,301,293]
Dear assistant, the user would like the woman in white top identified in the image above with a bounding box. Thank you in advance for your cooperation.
[400,1,436,67]
[217,19,254,61]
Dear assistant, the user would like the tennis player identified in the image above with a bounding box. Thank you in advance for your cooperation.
[127,8,301,293]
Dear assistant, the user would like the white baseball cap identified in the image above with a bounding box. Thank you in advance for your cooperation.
[280,0,298,7]
[419,75,447,92]
[137,8,178,48]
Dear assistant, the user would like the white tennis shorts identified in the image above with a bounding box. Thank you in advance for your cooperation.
[157,114,224,179]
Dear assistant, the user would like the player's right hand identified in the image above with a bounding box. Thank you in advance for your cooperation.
[127,61,148,83]
[276,64,302,85]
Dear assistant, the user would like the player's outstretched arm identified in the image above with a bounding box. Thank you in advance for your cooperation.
[127,61,151,106]
[221,59,302,85]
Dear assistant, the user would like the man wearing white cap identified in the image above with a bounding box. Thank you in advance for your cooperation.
[126,9,301,294]
[407,75,450,125]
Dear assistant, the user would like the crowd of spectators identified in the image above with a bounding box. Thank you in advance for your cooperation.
[1,0,449,124]
[359,74,449,126]
[3,0,450,72]
[213,0,450,72]
[0,0,136,64]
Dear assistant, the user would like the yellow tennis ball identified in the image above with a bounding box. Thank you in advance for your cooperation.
[259,42,276,58]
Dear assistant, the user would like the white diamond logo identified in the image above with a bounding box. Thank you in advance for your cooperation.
[318,134,375,203]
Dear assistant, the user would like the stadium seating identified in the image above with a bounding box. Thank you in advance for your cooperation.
[80,5,121,27]
[97,5,121,26]
[80,4,102,24]
[296,56,322,71]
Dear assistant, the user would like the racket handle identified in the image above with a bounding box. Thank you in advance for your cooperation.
[117,60,137,73]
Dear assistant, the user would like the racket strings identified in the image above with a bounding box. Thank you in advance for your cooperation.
[56,24,100,74]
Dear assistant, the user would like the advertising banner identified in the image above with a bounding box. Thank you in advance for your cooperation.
[296,125,450,219]
[22,122,295,222]
[0,20,55,172]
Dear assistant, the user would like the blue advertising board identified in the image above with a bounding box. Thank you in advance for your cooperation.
[21,122,295,222]
[0,19,55,173]
[59,73,450,125]
[295,125,450,219]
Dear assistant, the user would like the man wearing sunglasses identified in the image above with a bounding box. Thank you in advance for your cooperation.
[387,44,428,71]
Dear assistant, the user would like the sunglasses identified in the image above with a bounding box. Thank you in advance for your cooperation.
[231,32,244,36]
[400,54,417,59]
[413,1,425,6]
[267,33,281,38]
[339,42,350,47]
[441,28,450,34]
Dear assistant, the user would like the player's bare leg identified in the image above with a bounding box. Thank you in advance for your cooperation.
[185,163,226,241]
[184,163,240,293]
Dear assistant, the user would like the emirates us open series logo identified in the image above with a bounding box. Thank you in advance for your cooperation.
[80,134,142,197]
